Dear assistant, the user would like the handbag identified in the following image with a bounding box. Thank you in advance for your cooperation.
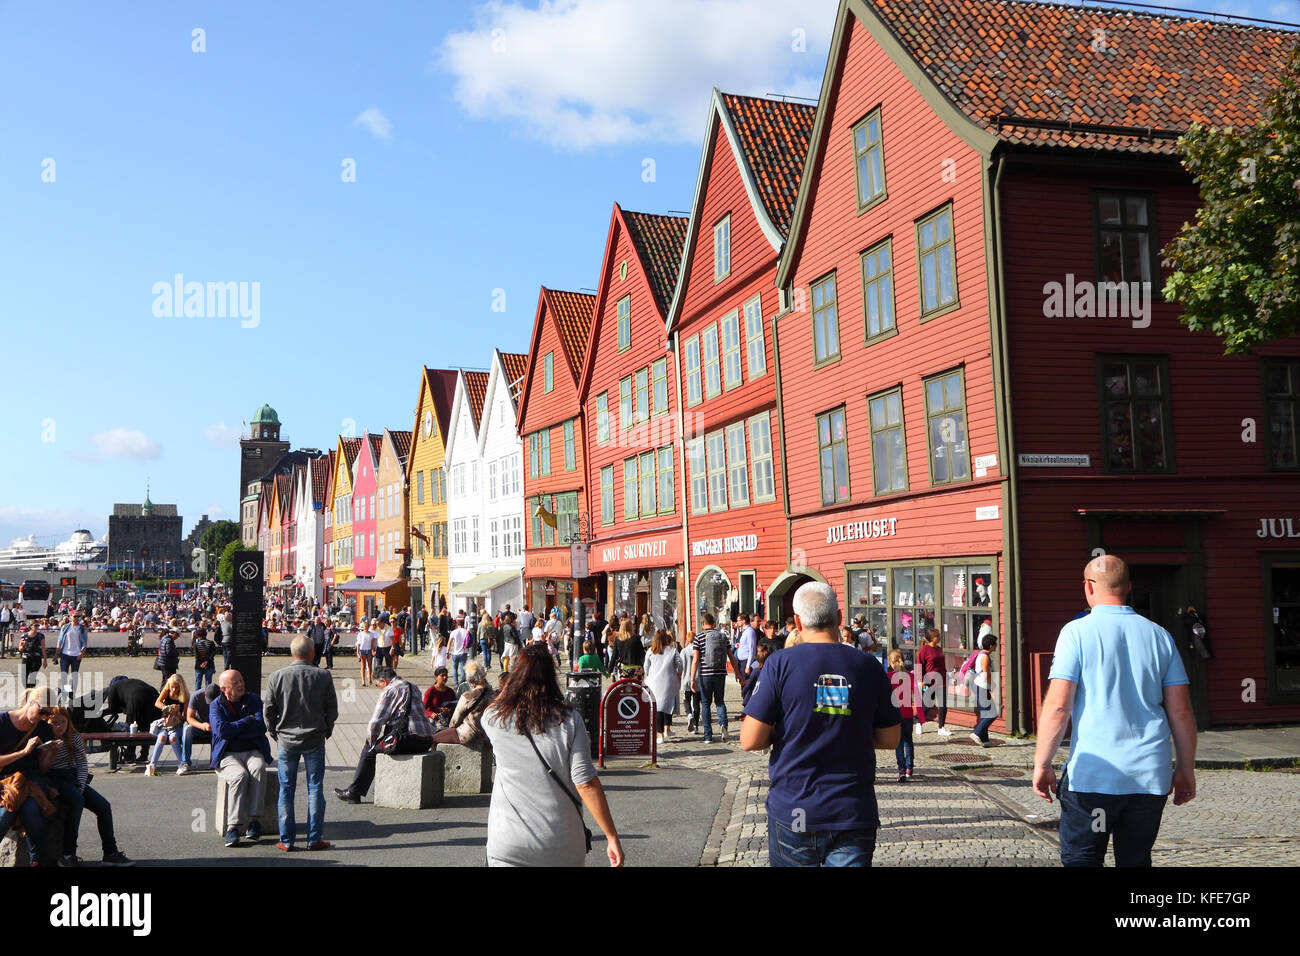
[376,681,416,754]
[523,726,592,854]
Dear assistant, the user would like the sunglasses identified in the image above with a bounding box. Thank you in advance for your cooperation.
[38,708,52,718]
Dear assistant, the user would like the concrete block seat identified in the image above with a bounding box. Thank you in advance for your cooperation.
[439,742,493,794]
[0,804,68,867]
[216,766,279,835]
[375,751,445,809]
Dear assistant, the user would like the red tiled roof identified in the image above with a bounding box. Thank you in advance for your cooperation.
[500,352,529,390]
[719,93,817,237]
[324,449,337,500]
[866,0,1297,154]
[622,210,690,316]
[340,436,362,470]
[388,429,412,464]
[463,370,490,430]
[275,473,292,514]
[366,434,383,466]
[310,457,328,507]
[544,289,595,379]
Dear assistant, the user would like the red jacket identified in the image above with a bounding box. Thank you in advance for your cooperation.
[888,669,925,719]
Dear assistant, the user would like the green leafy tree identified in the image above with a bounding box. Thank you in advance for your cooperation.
[199,520,239,566]
[217,540,251,585]
[1163,45,1300,354]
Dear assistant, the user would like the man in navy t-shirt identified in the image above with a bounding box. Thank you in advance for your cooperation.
[741,581,900,867]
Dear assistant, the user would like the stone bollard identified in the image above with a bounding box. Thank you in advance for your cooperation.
[440,742,493,794]
[216,765,280,834]
[375,751,445,809]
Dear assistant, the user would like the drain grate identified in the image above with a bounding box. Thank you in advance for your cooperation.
[931,751,991,763]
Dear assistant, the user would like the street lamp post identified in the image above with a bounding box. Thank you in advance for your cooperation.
[563,513,593,667]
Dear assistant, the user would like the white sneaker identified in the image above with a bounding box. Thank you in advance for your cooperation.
[969,733,982,745]
[145,764,157,777]
[656,733,664,744]
[937,727,953,737]
[177,763,191,776]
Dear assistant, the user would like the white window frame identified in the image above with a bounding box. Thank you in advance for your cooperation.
[749,412,776,503]
[743,294,766,380]
[706,429,727,512]
[714,214,731,282]
[688,438,707,515]
[684,335,702,407]
[726,421,750,508]
[721,308,742,390]
[702,323,721,399]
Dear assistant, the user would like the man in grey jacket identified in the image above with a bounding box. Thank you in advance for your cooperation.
[264,636,338,851]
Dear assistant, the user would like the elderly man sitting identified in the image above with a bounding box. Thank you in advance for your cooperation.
[210,669,272,847]
[334,667,432,804]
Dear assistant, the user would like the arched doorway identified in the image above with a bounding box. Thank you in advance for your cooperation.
[766,568,826,628]
[694,565,732,630]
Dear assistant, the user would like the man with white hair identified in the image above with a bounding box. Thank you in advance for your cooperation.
[264,636,338,851]
[741,580,899,867]
[1033,554,1197,867]
[211,669,272,848]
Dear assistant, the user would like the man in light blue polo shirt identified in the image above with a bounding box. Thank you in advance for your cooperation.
[1033,554,1198,867]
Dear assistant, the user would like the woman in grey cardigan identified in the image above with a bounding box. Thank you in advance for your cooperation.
[481,644,623,867]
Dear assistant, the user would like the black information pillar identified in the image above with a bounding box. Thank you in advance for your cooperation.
[230,551,265,692]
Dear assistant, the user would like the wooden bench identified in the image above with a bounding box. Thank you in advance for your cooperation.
[82,732,158,771]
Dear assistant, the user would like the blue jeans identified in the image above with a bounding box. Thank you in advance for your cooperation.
[479,640,492,669]
[768,818,877,867]
[277,743,326,847]
[972,685,995,741]
[182,724,211,764]
[451,653,468,686]
[194,665,214,690]
[1057,771,1168,867]
[59,654,82,694]
[150,727,183,767]
[698,674,727,740]
[895,717,915,770]
[0,797,44,859]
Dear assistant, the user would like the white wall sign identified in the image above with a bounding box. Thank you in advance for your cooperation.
[974,454,997,478]
[975,505,1000,521]
[1018,453,1090,467]
[826,517,897,544]
[691,534,758,557]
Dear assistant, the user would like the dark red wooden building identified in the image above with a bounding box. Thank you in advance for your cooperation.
[774,0,1299,732]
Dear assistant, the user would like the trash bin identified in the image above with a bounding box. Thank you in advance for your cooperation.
[566,670,603,758]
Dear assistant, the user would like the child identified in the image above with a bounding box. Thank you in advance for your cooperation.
[887,649,923,782]
[576,639,608,676]
[741,638,774,707]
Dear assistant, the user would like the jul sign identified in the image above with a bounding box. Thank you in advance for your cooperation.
[826,517,898,544]
[1257,518,1300,539]
[599,679,657,767]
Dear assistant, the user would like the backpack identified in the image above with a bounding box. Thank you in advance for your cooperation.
[958,650,980,687]
[700,628,729,673]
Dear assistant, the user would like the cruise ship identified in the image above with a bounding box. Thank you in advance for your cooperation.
[0,530,108,573]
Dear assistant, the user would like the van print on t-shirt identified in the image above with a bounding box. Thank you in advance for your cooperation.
[813,674,852,716]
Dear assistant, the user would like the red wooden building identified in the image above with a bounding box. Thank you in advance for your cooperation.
[518,287,596,617]
[775,0,1299,732]
[578,205,689,631]
[665,90,815,632]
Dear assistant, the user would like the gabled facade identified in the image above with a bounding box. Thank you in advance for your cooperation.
[578,204,689,629]
[328,436,362,594]
[322,449,337,599]
[406,368,458,612]
[469,349,527,613]
[375,428,413,605]
[445,369,491,611]
[519,287,595,617]
[292,455,328,601]
[666,90,814,633]
[351,433,381,580]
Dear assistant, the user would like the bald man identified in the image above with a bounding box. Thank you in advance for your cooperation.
[211,669,272,848]
[1033,555,1197,867]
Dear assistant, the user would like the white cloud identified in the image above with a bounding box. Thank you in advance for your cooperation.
[352,106,394,140]
[204,422,240,448]
[84,427,161,461]
[205,505,229,519]
[438,0,835,149]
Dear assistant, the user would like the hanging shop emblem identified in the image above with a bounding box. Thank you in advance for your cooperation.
[825,517,898,544]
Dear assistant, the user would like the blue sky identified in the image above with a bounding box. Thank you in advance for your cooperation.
[0,0,1295,546]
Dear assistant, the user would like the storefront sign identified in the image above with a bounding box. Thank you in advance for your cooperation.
[1017,453,1091,467]
[1257,518,1300,539]
[825,517,897,544]
[690,534,758,557]
[589,532,683,572]
[975,505,999,521]
[526,549,571,577]
[570,541,589,578]
[974,454,997,478]
[600,679,657,766]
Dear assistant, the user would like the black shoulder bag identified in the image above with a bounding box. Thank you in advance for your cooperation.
[376,681,418,754]
[523,726,593,854]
